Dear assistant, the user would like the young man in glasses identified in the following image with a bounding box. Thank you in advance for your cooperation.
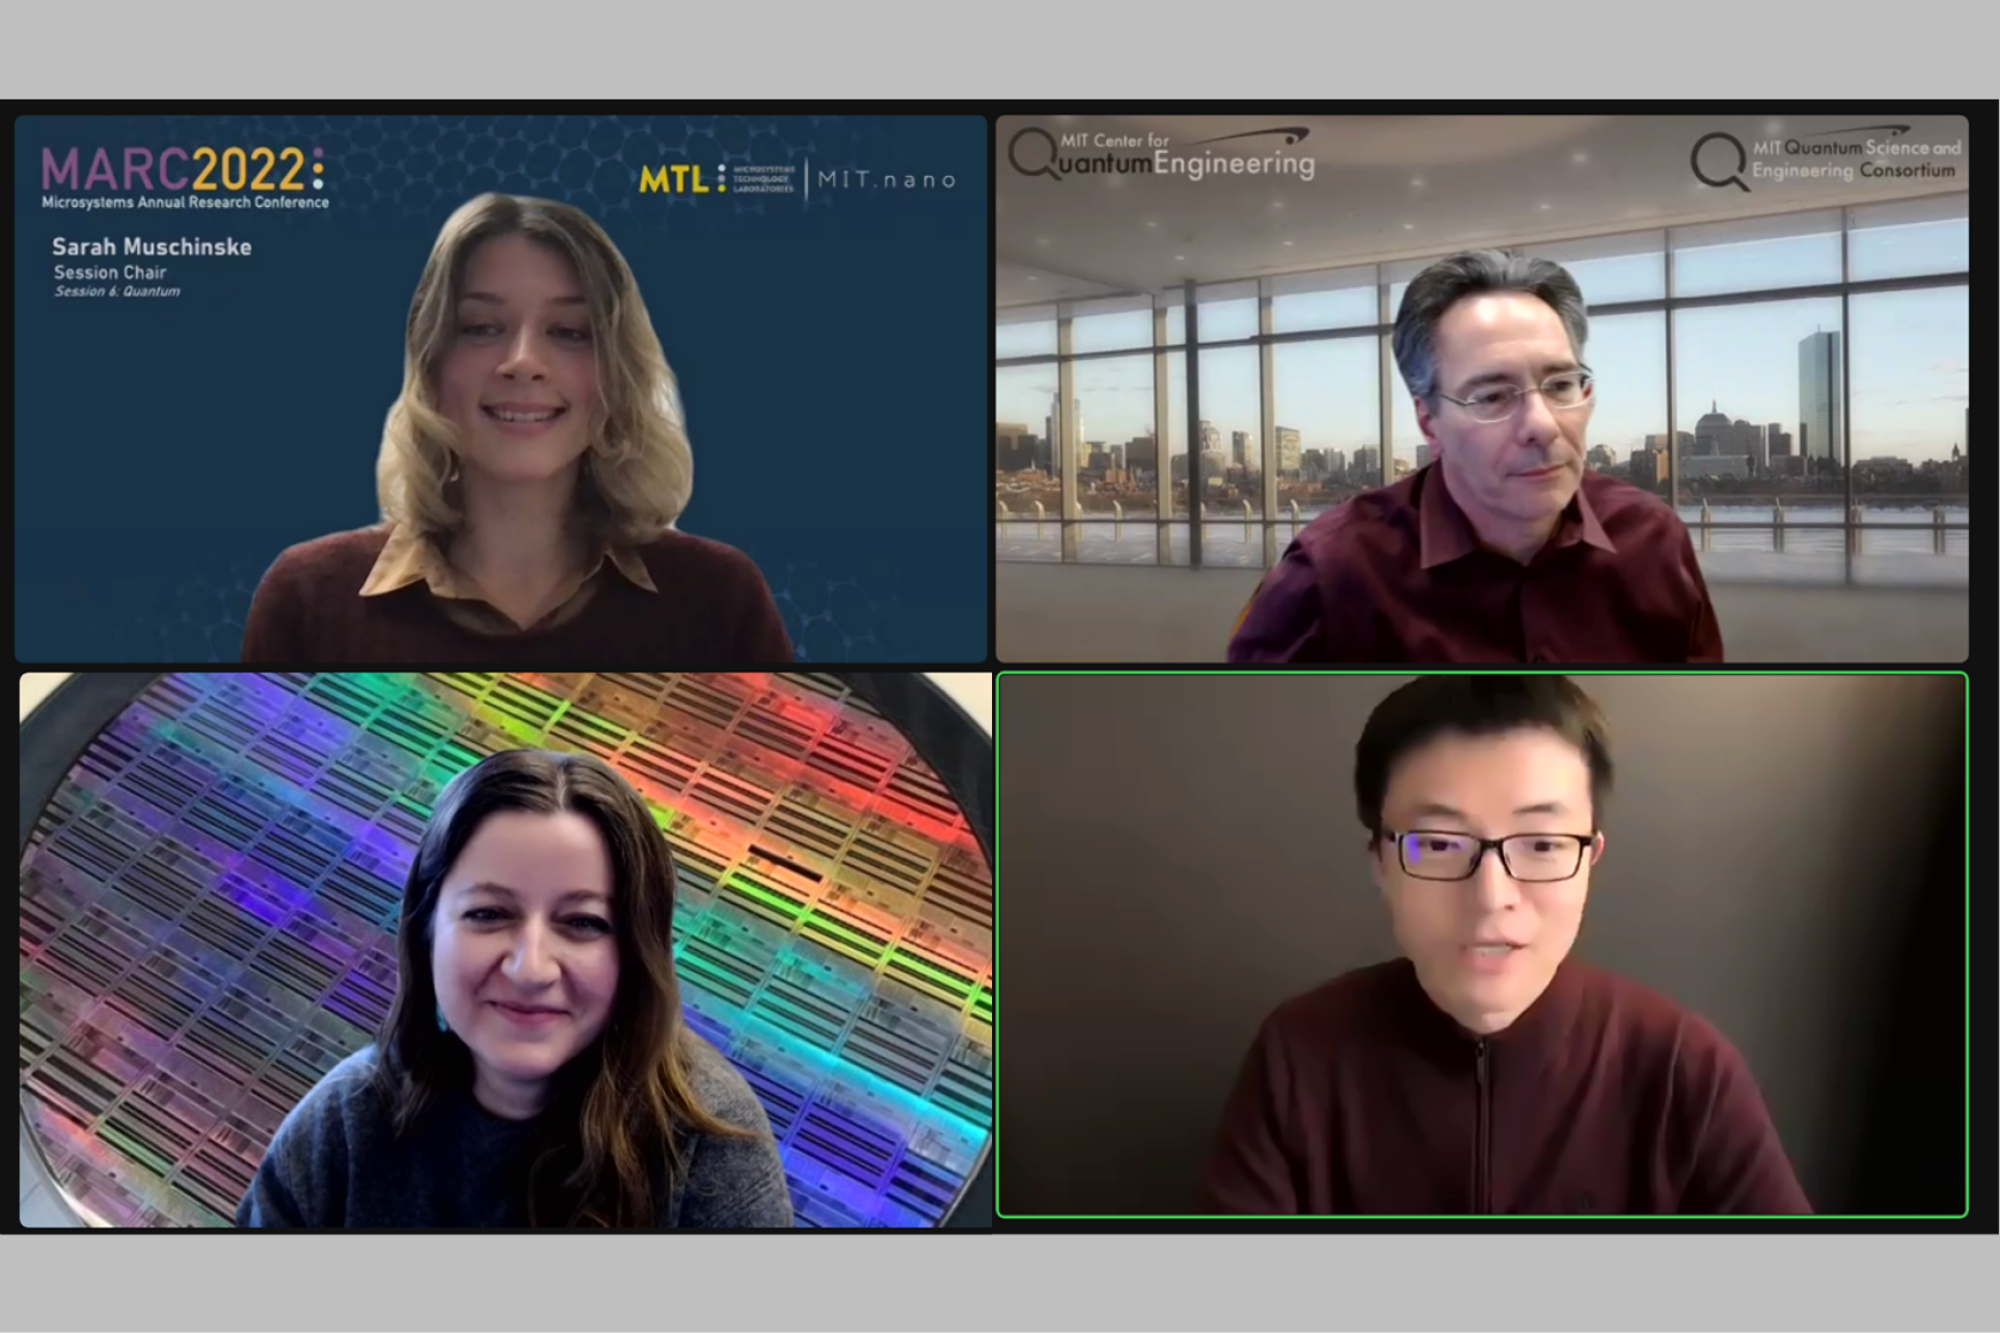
[1200,675,1808,1214]
[1227,251,1724,663]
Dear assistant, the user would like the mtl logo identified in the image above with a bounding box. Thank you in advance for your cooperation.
[639,165,721,194]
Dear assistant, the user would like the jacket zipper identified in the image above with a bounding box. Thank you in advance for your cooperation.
[1475,1039,1491,1214]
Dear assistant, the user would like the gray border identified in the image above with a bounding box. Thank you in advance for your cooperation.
[5,10,1993,1331]
[3,1234,1998,1331]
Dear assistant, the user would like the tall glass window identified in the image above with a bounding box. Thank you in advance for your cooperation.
[997,203,1967,584]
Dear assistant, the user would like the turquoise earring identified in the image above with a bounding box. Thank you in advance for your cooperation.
[436,1004,449,1033]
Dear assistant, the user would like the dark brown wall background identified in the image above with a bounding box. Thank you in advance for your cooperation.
[997,673,1965,1216]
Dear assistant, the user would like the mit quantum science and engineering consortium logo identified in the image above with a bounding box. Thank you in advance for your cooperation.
[1006,125,1318,184]
[1690,123,1962,192]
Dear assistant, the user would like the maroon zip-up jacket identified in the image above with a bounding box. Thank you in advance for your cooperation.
[1201,958,1811,1215]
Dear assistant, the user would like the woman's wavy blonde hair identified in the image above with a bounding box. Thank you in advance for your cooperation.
[377,193,693,547]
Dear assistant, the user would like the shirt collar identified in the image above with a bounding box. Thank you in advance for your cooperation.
[1416,463,1616,570]
[358,524,659,600]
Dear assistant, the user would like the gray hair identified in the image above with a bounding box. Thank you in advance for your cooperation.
[1391,250,1589,403]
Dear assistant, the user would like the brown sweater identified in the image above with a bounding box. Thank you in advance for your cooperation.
[1201,958,1812,1215]
[240,526,793,665]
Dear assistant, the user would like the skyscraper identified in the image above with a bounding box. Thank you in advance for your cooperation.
[1798,331,1843,466]
[1276,427,1301,477]
[994,421,1033,473]
[1741,421,1769,472]
[1047,395,1085,473]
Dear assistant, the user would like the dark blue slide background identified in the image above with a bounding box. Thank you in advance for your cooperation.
[16,114,987,663]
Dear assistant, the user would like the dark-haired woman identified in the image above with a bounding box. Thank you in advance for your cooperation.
[235,749,792,1227]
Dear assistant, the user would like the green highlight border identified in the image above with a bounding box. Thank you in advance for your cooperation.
[993,669,1972,1222]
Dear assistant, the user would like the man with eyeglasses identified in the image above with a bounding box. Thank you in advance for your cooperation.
[1201,676,1808,1214]
[1228,250,1724,663]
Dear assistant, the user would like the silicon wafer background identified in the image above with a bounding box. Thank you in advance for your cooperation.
[19,672,992,1228]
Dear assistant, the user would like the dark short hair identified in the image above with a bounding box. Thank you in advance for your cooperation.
[1391,249,1590,403]
[1354,675,1614,837]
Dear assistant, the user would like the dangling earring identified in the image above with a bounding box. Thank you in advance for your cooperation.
[446,456,461,483]
[436,1003,450,1033]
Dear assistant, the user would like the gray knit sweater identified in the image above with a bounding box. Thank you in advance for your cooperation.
[233,1036,793,1228]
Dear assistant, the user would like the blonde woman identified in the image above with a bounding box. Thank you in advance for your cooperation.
[241,193,791,663]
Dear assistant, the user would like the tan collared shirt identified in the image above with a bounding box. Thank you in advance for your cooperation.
[358,524,660,636]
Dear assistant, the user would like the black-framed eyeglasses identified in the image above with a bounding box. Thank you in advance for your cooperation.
[1382,829,1595,883]
[1435,369,1595,425]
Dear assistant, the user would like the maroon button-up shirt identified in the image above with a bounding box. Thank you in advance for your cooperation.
[1227,465,1724,663]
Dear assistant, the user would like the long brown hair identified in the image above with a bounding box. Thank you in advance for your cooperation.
[375,192,695,549]
[370,748,750,1226]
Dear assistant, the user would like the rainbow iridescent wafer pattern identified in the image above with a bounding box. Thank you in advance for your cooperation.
[19,672,992,1227]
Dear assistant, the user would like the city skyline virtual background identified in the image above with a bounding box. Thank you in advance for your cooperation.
[997,201,1969,565]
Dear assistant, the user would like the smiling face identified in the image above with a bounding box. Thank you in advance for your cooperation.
[434,231,601,487]
[1416,292,1594,543]
[1369,727,1604,1034]
[430,809,621,1118]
